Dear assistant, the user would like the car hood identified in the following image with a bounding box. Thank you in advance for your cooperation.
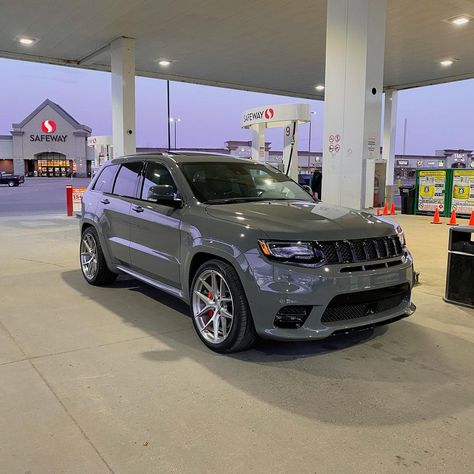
[205,200,397,241]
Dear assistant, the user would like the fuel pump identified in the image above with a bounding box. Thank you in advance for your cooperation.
[241,103,310,181]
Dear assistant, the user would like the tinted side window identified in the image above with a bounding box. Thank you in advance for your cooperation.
[93,164,119,193]
[141,162,177,201]
[113,162,143,197]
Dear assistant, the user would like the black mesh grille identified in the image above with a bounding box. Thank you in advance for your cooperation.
[337,241,353,263]
[375,239,388,259]
[321,283,410,323]
[319,242,339,264]
[350,241,366,261]
[393,237,403,254]
[364,240,378,260]
[316,236,403,265]
[386,238,396,255]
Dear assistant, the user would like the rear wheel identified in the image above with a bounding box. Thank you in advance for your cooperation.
[7,181,14,187]
[80,227,117,286]
[191,259,257,353]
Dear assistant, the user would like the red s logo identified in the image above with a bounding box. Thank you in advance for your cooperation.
[41,120,56,133]
[264,108,274,120]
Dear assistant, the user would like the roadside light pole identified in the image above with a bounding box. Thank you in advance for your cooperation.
[169,117,181,149]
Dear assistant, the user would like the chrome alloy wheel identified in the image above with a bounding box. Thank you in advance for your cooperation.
[192,269,234,344]
[80,233,98,280]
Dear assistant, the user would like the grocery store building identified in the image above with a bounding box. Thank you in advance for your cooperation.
[0,99,93,177]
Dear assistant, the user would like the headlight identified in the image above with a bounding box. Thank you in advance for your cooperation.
[396,225,406,247]
[258,240,325,266]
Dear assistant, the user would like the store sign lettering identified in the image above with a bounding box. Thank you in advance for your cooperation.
[30,134,68,142]
[243,108,274,123]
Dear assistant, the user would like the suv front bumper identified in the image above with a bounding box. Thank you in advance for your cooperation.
[241,250,415,341]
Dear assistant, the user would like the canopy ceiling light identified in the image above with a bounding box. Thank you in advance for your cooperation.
[440,59,455,67]
[16,36,39,46]
[447,15,471,26]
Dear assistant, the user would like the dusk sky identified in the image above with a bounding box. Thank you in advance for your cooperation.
[1,58,473,155]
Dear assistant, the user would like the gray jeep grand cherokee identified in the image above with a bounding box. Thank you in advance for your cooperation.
[80,153,415,352]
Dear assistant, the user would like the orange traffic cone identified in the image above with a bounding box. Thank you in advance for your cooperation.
[447,209,458,226]
[431,207,442,224]
[390,202,396,215]
[376,208,381,216]
[382,202,389,215]
[469,210,474,226]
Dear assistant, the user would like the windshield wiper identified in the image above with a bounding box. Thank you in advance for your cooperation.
[206,197,263,204]
[205,197,310,205]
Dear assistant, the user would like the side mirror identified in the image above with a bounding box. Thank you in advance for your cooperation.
[147,185,183,207]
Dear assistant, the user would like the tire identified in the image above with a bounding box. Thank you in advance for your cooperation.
[190,259,257,353]
[7,181,14,187]
[80,226,117,286]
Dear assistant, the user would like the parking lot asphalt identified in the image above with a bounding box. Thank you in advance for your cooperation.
[0,213,473,473]
[0,178,90,216]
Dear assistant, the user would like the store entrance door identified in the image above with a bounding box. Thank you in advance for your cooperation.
[45,166,69,177]
[35,152,72,177]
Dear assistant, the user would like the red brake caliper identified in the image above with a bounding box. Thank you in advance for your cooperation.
[207,291,214,317]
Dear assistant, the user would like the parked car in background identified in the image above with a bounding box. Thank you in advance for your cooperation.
[0,172,24,187]
[80,153,415,353]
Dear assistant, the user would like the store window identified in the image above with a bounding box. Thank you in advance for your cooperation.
[35,152,72,177]
[113,162,143,197]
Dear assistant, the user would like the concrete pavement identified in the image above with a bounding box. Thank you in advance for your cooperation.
[0,213,473,473]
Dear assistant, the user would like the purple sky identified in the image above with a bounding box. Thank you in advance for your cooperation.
[0,58,473,154]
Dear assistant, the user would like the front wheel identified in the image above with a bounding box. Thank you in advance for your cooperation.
[7,181,14,187]
[80,227,117,286]
[191,259,257,353]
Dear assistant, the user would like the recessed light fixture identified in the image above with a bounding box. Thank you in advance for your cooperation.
[16,35,39,46]
[447,15,471,25]
[440,59,455,67]
[157,59,172,67]
[315,84,325,91]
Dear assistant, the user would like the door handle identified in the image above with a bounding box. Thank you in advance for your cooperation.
[132,205,144,213]
[100,198,110,205]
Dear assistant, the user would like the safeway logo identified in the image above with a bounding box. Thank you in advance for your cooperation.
[264,108,274,119]
[41,119,56,133]
[243,107,276,123]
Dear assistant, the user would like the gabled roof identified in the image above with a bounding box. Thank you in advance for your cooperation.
[12,99,91,133]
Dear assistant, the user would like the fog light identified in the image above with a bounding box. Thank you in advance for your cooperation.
[274,306,312,329]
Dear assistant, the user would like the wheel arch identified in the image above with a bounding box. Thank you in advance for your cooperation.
[188,252,238,295]
[80,220,117,274]
[81,221,94,234]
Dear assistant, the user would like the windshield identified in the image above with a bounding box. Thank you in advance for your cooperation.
[180,161,314,204]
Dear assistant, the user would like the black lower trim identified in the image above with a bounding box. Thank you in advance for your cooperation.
[330,303,415,336]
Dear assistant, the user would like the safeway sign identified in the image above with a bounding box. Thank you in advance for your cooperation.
[242,103,310,129]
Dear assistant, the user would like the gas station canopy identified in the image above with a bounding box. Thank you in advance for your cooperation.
[1,0,474,98]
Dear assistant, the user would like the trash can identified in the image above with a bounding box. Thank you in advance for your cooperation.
[399,185,416,215]
[444,226,474,308]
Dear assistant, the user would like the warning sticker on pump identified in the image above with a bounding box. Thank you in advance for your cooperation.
[418,170,446,212]
[451,170,474,214]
